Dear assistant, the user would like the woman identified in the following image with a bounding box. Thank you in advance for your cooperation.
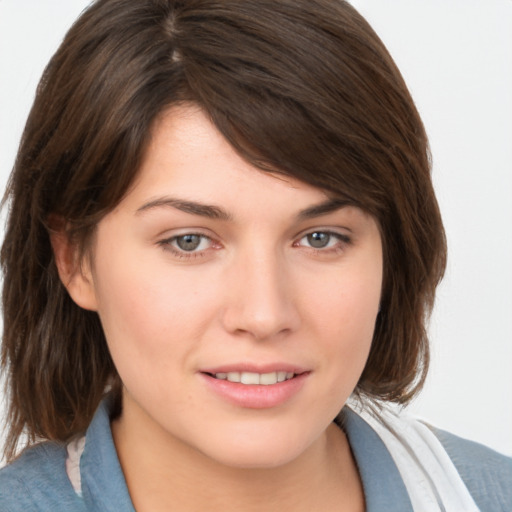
[0,0,510,510]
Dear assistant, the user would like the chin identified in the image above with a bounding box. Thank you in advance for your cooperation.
[207,447,303,470]
[196,426,317,470]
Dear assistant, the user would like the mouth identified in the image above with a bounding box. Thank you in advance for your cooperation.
[205,371,297,386]
[200,368,309,408]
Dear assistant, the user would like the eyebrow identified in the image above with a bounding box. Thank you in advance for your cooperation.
[136,196,351,221]
[296,198,352,220]
[136,198,232,220]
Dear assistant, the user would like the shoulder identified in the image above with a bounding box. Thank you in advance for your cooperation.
[0,441,85,512]
[433,427,512,512]
[343,401,512,512]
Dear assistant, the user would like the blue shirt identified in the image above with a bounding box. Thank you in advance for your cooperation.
[1,400,511,511]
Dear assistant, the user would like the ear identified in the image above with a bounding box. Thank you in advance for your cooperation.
[49,217,98,311]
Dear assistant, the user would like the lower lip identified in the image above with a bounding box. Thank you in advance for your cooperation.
[200,373,309,409]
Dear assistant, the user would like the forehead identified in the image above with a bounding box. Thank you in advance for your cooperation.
[124,105,331,212]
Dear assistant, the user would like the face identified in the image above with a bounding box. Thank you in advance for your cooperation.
[77,104,382,469]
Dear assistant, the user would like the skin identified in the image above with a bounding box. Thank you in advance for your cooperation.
[56,104,383,511]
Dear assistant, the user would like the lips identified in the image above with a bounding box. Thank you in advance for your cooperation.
[199,365,309,408]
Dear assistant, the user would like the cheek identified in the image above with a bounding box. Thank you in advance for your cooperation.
[303,266,381,340]
[91,244,227,392]
[299,260,382,390]
[92,268,199,413]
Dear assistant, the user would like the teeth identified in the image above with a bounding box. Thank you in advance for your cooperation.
[214,371,296,385]
[259,372,278,385]
[241,372,260,385]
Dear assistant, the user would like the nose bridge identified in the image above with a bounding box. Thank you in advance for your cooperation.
[222,242,299,340]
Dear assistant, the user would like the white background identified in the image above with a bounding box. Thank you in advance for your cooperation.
[0,0,511,457]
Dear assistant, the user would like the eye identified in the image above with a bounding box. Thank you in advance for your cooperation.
[305,232,332,249]
[160,233,213,255]
[174,234,208,252]
[295,230,351,252]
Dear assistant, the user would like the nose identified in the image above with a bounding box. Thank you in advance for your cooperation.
[221,248,301,341]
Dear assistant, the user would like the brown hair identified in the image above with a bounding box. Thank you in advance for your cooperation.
[1,0,446,460]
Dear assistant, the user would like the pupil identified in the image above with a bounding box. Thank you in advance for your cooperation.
[177,235,201,251]
[308,232,330,248]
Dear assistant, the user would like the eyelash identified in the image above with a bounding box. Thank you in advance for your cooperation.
[158,233,216,260]
[294,231,352,255]
[158,230,351,260]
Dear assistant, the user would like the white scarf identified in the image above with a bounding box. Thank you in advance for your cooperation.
[347,400,480,512]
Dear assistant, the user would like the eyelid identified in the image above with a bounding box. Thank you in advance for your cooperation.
[157,230,221,259]
[293,228,353,252]
[294,226,352,243]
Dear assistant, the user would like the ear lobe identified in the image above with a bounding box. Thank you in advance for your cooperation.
[49,218,98,311]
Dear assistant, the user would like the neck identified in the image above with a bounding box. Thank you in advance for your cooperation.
[111,402,364,512]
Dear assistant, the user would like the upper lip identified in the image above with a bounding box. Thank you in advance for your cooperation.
[200,363,309,375]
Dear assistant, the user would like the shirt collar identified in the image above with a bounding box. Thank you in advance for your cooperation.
[340,407,413,512]
[80,399,135,512]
